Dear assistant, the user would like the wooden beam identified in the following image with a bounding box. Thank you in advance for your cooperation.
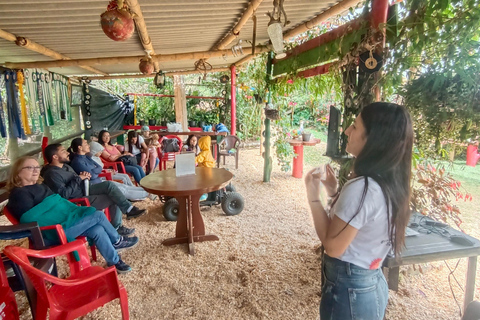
[212,0,264,50]
[234,54,257,66]
[0,29,107,76]
[85,67,230,80]
[4,46,269,70]
[283,0,364,40]
[126,0,160,72]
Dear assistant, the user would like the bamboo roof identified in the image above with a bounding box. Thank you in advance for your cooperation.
[0,0,359,78]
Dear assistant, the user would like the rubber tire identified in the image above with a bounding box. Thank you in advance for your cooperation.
[163,198,179,221]
[225,184,236,192]
[221,192,244,216]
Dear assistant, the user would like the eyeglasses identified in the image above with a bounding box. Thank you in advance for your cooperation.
[22,166,41,172]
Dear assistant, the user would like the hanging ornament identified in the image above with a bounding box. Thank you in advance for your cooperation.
[100,0,135,41]
[139,52,155,75]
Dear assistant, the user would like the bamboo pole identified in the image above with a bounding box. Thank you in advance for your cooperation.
[283,0,364,40]
[4,46,269,70]
[212,0,264,50]
[0,29,107,76]
[84,67,230,80]
[126,0,160,71]
[234,54,257,66]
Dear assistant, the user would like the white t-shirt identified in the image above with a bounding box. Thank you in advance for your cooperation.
[124,135,144,155]
[331,177,392,270]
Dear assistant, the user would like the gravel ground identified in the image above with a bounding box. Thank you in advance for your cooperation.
[1,144,479,320]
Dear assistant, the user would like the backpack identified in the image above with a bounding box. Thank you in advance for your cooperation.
[162,138,180,152]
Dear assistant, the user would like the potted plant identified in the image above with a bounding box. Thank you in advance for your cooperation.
[139,119,146,126]
[148,119,156,126]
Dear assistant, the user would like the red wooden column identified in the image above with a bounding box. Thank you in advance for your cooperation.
[230,65,236,136]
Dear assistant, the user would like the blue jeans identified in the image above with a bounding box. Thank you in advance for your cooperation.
[124,164,145,183]
[64,211,120,265]
[320,255,388,320]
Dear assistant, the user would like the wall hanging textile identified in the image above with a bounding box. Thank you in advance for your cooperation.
[16,71,31,134]
[0,86,7,138]
[4,71,26,139]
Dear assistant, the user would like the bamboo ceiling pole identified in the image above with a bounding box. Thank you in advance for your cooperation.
[84,67,230,80]
[4,46,269,70]
[283,0,364,40]
[212,0,264,50]
[126,0,160,71]
[233,54,256,66]
[0,29,107,76]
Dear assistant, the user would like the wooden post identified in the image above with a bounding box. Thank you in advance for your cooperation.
[464,256,477,312]
[173,75,188,134]
[230,65,237,136]
[263,52,274,183]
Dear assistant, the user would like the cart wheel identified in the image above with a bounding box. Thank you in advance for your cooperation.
[163,198,179,221]
[221,192,244,216]
[225,184,236,192]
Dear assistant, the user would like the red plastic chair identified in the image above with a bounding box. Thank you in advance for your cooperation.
[0,253,19,320]
[4,240,129,320]
[158,135,183,171]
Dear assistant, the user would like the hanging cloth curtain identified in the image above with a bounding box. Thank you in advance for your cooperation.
[23,69,43,133]
[53,74,72,121]
[4,71,26,139]
[0,85,7,138]
[16,71,32,134]
[36,71,54,126]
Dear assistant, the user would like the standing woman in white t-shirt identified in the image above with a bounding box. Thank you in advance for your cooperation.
[305,102,413,320]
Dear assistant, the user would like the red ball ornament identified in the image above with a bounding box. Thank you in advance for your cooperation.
[139,58,155,75]
[100,9,135,41]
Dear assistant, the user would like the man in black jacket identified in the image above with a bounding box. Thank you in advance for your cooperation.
[41,143,146,236]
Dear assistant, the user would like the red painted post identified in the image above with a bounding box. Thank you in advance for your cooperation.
[230,65,236,136]
[292,145,304,178]
[466,144,480,167]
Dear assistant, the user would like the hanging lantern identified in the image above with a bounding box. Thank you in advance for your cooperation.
[139,57,155,75]
[154,71,166,89]
[100,0,135,41]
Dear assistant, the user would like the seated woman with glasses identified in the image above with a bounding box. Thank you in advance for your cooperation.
[6,156,139,274]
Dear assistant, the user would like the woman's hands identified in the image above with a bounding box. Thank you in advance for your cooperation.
[321,164,338,197]
[305,164,338,200]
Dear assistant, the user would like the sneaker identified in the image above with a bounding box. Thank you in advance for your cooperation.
[116,225,135,236]
[148,194,158,201]
[110,259,132,274]
[126,206,147,220]
[113,236,139,252]
[200,193,208,201]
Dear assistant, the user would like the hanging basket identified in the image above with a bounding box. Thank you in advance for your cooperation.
[100,3,135,41]
[264,108,280,120]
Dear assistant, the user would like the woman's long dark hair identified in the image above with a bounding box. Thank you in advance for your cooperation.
[98,130,112,146]
[127,131,141,153]
[67,138,83,158]
[186,135,198,149]
[350,102,414,255]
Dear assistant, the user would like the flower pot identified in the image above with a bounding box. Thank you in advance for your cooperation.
[100,8,135,41]
[302,133,312,141]
[199,121,206,128]
[189,120,197,127]
[148,119,156,126]
[139,119,145,126]
[161,121,167,126]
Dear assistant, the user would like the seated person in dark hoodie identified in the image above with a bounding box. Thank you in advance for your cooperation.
[7,156,138,274]
[41,143,146,237]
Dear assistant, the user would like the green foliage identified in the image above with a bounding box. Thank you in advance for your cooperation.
[273,113,295,172]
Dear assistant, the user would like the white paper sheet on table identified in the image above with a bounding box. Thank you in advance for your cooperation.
[175,153,196,176]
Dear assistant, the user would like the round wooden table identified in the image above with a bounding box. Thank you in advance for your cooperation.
[140,167,233,255]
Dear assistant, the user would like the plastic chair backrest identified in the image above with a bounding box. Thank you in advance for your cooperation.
[41,136,49,164]
[0,222,56,319]
[0,257,19,320]
[4,241,129,320]
[220,135,240,150]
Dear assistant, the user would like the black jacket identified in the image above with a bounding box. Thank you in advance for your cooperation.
[41,164,85,199]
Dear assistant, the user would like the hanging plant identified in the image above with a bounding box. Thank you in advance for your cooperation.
[100,0,135,41]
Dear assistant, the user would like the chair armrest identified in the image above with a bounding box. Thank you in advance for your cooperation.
[99,172,113,181]
[69,198,91,207]
[39,224,71,245]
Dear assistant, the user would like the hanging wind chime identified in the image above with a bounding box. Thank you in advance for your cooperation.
[100,0,135,41]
